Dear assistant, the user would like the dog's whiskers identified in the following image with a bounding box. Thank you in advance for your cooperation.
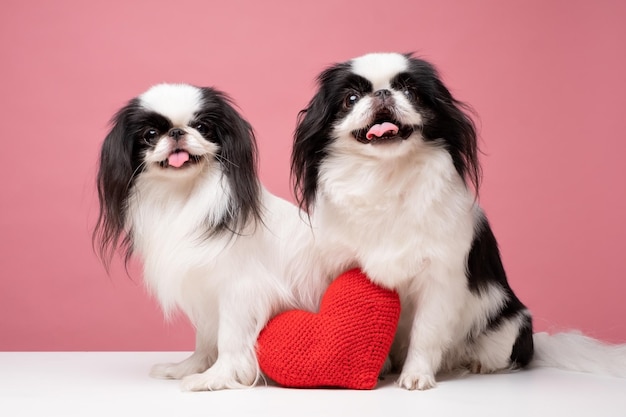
[127,161,148,191]
[215,154,240,169]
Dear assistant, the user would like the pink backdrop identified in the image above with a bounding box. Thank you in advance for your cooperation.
[1,0,625,351]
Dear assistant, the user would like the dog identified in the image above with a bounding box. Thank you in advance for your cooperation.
[291,52,626,390]
[94,83,327,391]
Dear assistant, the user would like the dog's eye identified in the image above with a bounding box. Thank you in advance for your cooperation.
[143,128,159,144]
[403,87,416,101]
[193,122,210,136]
[344,93,360,108]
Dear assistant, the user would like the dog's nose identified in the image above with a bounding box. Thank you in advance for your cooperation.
[168,128,185,140]
[373,89,393,106]
[374,89,392,98]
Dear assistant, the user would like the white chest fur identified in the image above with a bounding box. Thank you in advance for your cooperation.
[315,143,478,288]
[126,170,233,317]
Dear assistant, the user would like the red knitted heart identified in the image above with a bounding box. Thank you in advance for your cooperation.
[256,268,401,389]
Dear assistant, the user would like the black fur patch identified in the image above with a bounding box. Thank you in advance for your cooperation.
[467,215,534,366]
[510,315,534,368]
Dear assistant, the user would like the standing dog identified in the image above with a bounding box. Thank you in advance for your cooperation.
[291,52,626,389]
[95,83,327,391]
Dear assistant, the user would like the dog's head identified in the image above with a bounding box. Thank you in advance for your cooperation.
[94,83,261,266]
[292,52,480,211]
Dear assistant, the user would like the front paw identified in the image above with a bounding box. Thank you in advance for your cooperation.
[179,359,258,391]
[180,371,256,392]
[150,356,210,380]
[397,372,437,390]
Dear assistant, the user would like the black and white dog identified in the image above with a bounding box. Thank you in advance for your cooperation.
[94,83,327,391]
[291,52,626,389]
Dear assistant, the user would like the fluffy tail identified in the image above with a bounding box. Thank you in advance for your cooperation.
[531,331,626,377]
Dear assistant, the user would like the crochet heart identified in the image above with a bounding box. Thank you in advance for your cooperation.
[256,268,401,389]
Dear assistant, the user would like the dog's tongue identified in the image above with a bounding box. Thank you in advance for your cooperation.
[366,122,399,140]
[168,151,190,168]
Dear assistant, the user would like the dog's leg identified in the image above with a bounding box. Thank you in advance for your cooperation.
[397,262,468,390]
[469,312,533,374]
[150,321,217,380]
[180,279,272,391]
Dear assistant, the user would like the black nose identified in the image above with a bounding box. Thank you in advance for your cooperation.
[168,128,185,140]
[374,89,392,98]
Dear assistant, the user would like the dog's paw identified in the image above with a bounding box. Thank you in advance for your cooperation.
[180,371,255,392]
[180,373,229,391]
[469,361,487,374]
[150,355,210,380]
[469,360,508,375]
[179,359,258,391]
[151,363,193,380]
[397,372,437,390]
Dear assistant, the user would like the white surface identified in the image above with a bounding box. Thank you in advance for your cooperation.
[1,352,625,417]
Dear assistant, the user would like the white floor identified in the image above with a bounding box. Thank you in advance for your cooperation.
[1,352,625,417]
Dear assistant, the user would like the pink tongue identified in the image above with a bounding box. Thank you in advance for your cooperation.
[366,122,399,140]
[167,151,190,168]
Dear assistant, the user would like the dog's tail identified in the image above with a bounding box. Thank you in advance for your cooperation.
[531,331,626,377]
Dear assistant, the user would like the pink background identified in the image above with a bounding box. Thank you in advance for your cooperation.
[1,0,625,351]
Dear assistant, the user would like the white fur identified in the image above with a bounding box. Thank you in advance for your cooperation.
[315,130,487,390]
[120,85,328,391]
[140,83,204,126]
[351,52,409,90]
[313,54,516,389]
[307,52,626,390]
[131,181,326,391]
[533,332,626,377]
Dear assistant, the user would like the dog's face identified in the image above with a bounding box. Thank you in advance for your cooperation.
[95,84,260,265]
[104,84,244,182]
[330,53,428,158]
[135,84,219,176]
[292,52,479,210]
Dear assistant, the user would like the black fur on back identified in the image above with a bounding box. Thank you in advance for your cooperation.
[467,214,534,367]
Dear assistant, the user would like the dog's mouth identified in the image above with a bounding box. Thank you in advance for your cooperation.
[158,150,202,169]
[352,112,418,144]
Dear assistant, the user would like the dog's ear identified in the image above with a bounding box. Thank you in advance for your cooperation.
[408,58,481,193]
[93,100,141,268]
[427,80,481,193]
[209,91,262,233]
[292,63,350,212]
[291,91,329,213]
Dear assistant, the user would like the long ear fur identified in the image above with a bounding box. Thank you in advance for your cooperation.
[407,57,482,192]
[93,100,143,269]
[204,89,263,234]
[291,63,350,212]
